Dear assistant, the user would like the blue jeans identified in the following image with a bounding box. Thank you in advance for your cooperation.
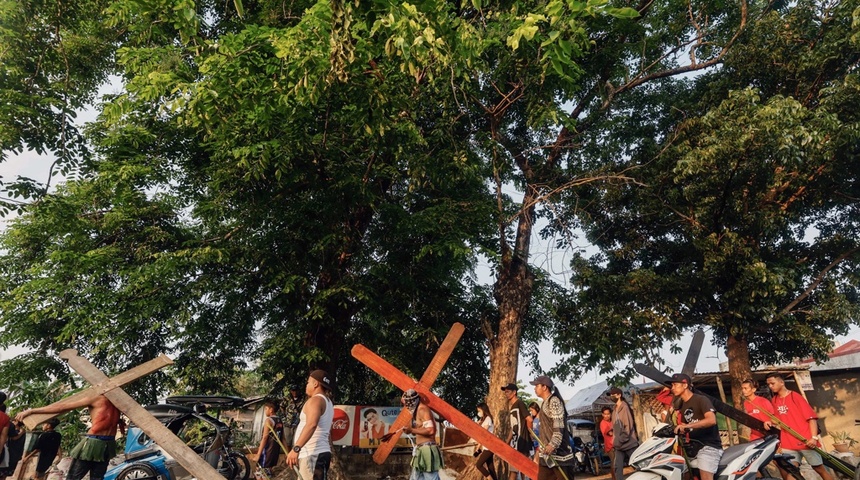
[410,469,441,480]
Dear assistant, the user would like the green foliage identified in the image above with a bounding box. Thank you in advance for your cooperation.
[550,0,860,381]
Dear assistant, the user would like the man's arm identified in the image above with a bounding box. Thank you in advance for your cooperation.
[0,425,9,449]
[16,394,96,422]
[255,417,274,459]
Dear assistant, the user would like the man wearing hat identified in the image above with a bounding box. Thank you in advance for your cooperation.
[609,386,639,480]
[530,375,576,480]
[283,384,305,451]
[667,373,722,480]
[286,370,334,480]
[501,383,531,480]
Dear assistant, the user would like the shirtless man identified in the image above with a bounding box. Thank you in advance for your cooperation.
[401,389,443,480]
[17,395,124,480]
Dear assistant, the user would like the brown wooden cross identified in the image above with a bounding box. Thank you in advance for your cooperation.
[352,323,538,479]
[29,349,224,480]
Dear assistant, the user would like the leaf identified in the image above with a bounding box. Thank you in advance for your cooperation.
[605,7,639,19]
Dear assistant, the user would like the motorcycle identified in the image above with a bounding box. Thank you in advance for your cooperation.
[628,423,678,470]
[627,429,783,480]
[569,436,595,474]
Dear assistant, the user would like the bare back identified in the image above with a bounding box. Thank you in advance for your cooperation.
[88,396,121,436]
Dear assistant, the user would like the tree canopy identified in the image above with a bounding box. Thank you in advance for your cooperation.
[1,0,858,418]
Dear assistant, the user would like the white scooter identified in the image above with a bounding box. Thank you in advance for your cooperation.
[628,423,678,470]
[627,428,782,480]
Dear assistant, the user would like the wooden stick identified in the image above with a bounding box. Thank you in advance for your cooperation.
[758,408,855,477]
[528,428,570,480]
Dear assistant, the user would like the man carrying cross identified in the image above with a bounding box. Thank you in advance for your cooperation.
[17,395,125,480]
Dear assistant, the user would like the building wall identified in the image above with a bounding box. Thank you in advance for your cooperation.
[806,370,860,454]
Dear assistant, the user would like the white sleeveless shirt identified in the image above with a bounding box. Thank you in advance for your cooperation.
[294,393,333,457]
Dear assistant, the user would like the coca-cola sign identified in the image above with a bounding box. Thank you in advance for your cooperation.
[331,407,350,441]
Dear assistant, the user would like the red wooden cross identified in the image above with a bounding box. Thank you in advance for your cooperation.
[351,323,537,478]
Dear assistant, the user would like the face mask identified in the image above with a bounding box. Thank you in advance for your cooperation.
[402,389,420,413]
[477,412,484,418]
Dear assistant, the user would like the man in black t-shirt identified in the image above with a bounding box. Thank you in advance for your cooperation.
[22,418,63,480]
[666,373,723,480]
[501,383,532,480]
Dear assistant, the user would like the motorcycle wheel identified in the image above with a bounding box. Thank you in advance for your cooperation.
[229,452,251,480]
[117,463,159,480]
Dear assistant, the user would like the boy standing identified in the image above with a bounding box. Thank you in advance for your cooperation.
[22,419,63,480]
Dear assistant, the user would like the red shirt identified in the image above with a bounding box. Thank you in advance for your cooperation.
[744,396,774,441]
[772,391,817,450]
[600,419,614,451]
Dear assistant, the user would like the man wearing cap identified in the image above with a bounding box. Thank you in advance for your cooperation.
[531,375,575,480]
[765,373,833,480]
[286,370,334,480]
[609,386,639,480]
[502,383,532,480]
[283,385,305,451]
[667,373,722,480]
[401,389,443,480]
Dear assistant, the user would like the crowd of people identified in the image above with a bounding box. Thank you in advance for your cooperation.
[0,368,840,480]
[464,371,840,480]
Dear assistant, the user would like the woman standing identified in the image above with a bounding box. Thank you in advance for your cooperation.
[473,403,497,480]
[528,402,541,460]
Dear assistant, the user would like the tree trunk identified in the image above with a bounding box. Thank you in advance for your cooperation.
[467,184,538,480]
[726,334,753,441]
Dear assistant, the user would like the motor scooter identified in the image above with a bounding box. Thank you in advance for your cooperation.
[627,433,784,480]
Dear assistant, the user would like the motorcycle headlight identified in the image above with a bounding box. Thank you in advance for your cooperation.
[634,458,652,470]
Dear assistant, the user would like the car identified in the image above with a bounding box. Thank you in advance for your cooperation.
[566,418,596,443]
[104,397,250,480]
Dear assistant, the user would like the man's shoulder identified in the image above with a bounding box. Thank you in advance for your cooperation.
[788,391,809,404]
[513,398,528,410]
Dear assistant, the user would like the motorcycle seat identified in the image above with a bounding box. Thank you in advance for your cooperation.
[717,443,752,469]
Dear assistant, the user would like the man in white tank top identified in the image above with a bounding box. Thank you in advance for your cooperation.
[286,369,334,480]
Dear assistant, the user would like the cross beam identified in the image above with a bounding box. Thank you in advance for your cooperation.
[352,327,538,479]
[58,349,224,480]
[371,322,464,464]
[21,354,173,430]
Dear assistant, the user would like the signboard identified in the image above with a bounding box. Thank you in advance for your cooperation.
[331,405,440,448]
[794,370,814,391]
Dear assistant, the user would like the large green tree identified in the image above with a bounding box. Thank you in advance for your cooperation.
[551,0,860,405]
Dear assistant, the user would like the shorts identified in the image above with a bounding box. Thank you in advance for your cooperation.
[781,449,824,467]
[297,451,331,480]
[690,445,723,474]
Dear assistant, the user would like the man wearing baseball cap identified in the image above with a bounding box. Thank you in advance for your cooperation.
[286,370,334,480]
[500,383,531,480]
[667,373,722,480]
[530,376,576,480]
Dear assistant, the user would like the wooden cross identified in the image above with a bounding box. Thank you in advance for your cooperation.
[352,323,538,479]
[32,349,224,480]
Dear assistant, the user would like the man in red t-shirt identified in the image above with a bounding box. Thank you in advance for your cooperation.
[741,378,773,441]
[600,406,615,480]
[765,373,833,480]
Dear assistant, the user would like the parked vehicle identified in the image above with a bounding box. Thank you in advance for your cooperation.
[104,398,250,480]
[627,424,784,480]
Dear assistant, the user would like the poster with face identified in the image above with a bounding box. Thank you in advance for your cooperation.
[331,405,437,448]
